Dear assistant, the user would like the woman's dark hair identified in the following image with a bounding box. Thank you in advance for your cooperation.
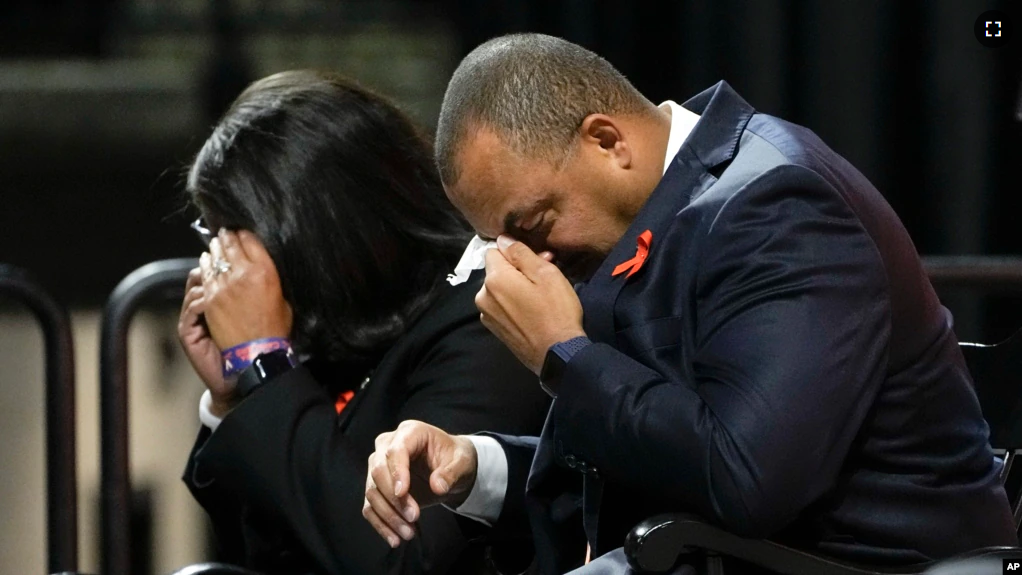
[187,70,471,363]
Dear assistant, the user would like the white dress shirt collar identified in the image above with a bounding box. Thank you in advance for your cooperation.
[659,100,701,175]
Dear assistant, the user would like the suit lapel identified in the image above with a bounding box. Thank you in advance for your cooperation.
[580,152,707,343]
[578,81,756,344]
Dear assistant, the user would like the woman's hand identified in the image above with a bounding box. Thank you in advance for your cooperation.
[178,267,235,411]
[199,229,293,352]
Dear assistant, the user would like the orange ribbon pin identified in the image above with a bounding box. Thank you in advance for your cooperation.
[334,390,355,414]
[612,230,652,278]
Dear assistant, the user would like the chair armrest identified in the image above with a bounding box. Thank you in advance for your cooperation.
[623,514,924,575]
[165,563,266,575]
[922,547,1022,575]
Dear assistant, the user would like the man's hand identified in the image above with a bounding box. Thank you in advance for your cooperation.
[178,267,236,415]
[476,235,586,373]
[363,421,478,548]
[199,229,293,350]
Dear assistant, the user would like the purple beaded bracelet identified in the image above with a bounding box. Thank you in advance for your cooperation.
[222,337,292,379]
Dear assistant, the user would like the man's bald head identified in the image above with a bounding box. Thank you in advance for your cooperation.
[435,33,654,186]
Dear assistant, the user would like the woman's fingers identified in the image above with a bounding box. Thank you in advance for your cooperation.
[208,238,231,281]
[199,252,216,287]
[234,230,275,267]
[179,275,203,317]
[184,292,206,321]
[185,267,203,291]
[179,287,205,325]
[218,229,250,265]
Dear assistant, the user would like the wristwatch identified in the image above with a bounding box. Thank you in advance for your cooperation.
[539,336,591,398]
[234,348,298,399]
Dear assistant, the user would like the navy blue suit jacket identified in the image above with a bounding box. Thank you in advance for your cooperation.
[487,82,1017,574]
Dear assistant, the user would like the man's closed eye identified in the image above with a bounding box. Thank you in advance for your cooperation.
[520,211,545,233]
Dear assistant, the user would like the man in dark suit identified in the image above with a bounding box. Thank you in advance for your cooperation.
[362,33,1017,573]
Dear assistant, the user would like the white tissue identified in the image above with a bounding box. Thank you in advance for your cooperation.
[447,235,498,286]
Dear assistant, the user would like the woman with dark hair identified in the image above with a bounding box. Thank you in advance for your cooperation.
[178,70,549,575]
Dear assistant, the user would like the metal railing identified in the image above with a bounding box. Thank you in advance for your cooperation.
[0,264,78,574]
[923,256,1022,291]
[100,258,197,575]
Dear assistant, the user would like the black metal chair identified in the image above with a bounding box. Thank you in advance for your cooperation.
[625,330,1022,574]
[98,258,275,575]
[163,563,265,575]
[0,264,81,575]
[624,256,1022,575]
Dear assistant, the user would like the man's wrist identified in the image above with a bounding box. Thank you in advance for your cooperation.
[540,335,592,398]
[548,334,591,357]
[444,436,479,508]
[446,435,508,526]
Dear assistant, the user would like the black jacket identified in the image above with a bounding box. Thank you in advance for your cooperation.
[183,271,551,575]
[486,82,1017,574]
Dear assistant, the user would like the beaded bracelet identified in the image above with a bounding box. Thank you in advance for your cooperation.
[222,337,292,379]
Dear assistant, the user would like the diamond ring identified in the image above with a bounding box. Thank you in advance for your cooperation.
[213,258,232,276]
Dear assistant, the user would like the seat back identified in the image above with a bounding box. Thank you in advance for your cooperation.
[0,264,80,574]
[963,331,1022,450]
[100,258,197,575]
[164,563,265,575]
[961,330,1022,538]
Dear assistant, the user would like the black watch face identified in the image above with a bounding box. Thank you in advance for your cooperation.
[253,350,294,379]
[540,348,567,396]
[238,350,294,398]
[235,365,264,399]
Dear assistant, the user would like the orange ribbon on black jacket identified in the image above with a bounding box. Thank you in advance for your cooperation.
[612,230,653,278]
[334,390,355,414]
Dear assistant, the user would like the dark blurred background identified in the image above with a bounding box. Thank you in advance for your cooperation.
[1,0,1021,336]
[0,1,1020,573]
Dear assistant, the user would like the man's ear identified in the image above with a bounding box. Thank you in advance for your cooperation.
[579,114,631,168]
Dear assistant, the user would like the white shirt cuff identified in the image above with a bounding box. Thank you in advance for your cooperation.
[445,435,508,526]
[198,389,224,431]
